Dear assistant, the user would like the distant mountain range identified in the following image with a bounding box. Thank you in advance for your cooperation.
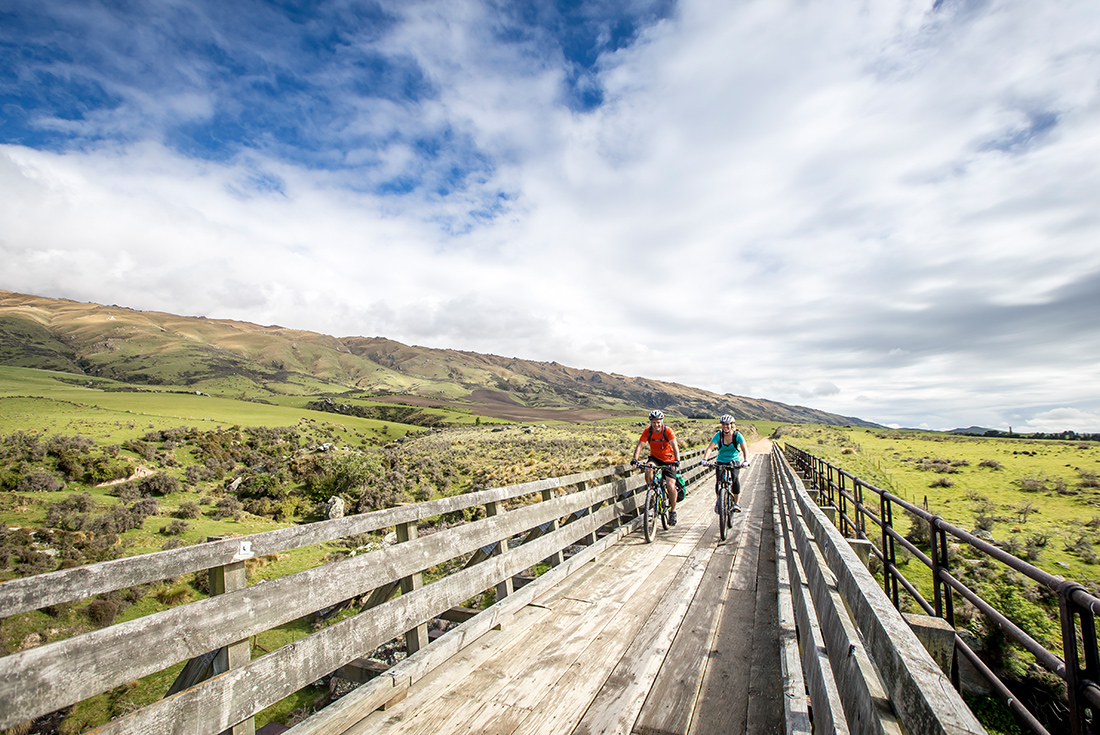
[0,289,880,427]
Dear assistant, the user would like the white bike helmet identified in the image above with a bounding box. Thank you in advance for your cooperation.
[649,409,664,420]
[719,414,736,424]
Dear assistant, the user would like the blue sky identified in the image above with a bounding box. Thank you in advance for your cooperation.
[2,0,1099,431]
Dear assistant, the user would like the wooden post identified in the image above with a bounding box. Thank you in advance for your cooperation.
[485,501,514,602]
[576,481,596,546]
[209,539,254,735]
[542,488,563,568]
[396,521,429,654]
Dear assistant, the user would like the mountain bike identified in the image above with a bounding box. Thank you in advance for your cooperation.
[634,461,670,543]
[702,460,749,541]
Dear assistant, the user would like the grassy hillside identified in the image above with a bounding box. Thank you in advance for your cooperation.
[0,289,878,426]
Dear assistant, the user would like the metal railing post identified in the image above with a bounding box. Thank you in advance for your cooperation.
[880,492,899,609]
[1060,582,1100,735]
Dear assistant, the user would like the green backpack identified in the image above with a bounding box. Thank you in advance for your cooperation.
[676,472,686,501]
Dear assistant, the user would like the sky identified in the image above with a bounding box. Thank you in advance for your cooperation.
[1,0,1098,432]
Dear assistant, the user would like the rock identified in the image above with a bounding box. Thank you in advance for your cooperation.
[326,496,345,520]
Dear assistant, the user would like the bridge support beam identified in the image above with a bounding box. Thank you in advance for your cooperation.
[903,614,956,679]
[848,538,874,568]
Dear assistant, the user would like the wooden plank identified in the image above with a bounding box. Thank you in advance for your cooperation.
[341,604,553,735]
[743,473,784,735]
[772,467,813,735]
[0,478,627,729]
[75,502,621,735]
[508,557,684,735]
[290,513,636,735]
[781,473,902,735]
[0,465,641,618]
[571,545,713,735]
[634,521,730,735]
[646,467,764,735]
[396,541,673,734]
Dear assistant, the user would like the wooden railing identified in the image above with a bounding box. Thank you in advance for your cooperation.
[771,446,984,735]
[783,443,1100,735]
[0,448,704,734]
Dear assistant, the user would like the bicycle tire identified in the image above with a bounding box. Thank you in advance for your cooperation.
[643,481,658,543]
[659,486,668,531]
[718,479,728,541]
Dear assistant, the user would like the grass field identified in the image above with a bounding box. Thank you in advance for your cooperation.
[777,424,1100,587]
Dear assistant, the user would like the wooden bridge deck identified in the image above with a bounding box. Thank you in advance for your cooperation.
[342,456,783,735]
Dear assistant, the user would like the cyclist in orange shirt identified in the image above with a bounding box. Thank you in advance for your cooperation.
[630,410,682,525]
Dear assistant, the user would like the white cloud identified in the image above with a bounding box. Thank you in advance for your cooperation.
[1023,409,1100,435]
[2,0,1099,431]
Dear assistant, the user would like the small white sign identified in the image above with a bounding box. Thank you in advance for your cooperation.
[233,540,255,561]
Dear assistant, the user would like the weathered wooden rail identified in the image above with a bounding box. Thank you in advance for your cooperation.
[783,443,1100,735]
[771,447,985,735]
[0,447,704,734]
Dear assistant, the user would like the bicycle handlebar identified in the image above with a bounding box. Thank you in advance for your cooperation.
[699,459,750,469]
[632,460,679,471]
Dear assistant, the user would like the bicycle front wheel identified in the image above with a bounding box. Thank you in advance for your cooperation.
[643,482,658,543]
[718,481,728,541]
[659,488,668,531]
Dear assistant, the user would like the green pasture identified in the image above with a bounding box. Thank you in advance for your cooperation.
[0,366,429,443]
[777,423,1100,602]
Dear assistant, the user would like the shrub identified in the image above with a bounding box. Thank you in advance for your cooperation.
[1016,474,1049,493]
[184,464,215,485]
[139,472,181,496]
[132,497,160,521]
[209,496,243,521]
[238,472,289,500]
[85,598,121,627]
[175,500,201,519]
[160,519,189,536]
[109,482,140,503]
[930,478,954,488]
[16,471,65,493]
[87,453,135,484]
[13,548,55,576]
[978,459,1004,470]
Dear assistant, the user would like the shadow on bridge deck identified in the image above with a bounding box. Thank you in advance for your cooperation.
[342,454,782,735]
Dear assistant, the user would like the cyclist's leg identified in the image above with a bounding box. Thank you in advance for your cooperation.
[713,465,726,513]
[665,473,677,512]
[731,465,742,509]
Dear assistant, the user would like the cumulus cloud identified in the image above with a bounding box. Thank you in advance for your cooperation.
[1,0,1098,431]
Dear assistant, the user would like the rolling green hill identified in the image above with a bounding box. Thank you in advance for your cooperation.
[0,289,878,426]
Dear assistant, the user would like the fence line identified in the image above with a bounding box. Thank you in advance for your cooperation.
[783,443,1100,735]
[0,449,704,733]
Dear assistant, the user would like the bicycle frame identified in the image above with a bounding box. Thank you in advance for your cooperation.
[636,462,670,543]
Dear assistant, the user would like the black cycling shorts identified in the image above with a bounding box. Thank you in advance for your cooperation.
[647,456,678,480]
[714,463,742,495]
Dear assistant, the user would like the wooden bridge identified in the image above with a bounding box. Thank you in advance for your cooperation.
[0,444,984,735]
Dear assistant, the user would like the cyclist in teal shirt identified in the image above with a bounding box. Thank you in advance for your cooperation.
[700,414,749,513]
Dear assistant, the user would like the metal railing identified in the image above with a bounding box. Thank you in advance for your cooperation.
[783,443,1100,735]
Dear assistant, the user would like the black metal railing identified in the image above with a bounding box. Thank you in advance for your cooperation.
[783,443,1100,735]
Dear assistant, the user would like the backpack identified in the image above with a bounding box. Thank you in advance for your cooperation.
[646,425,671,444]
[675,472,686,501]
